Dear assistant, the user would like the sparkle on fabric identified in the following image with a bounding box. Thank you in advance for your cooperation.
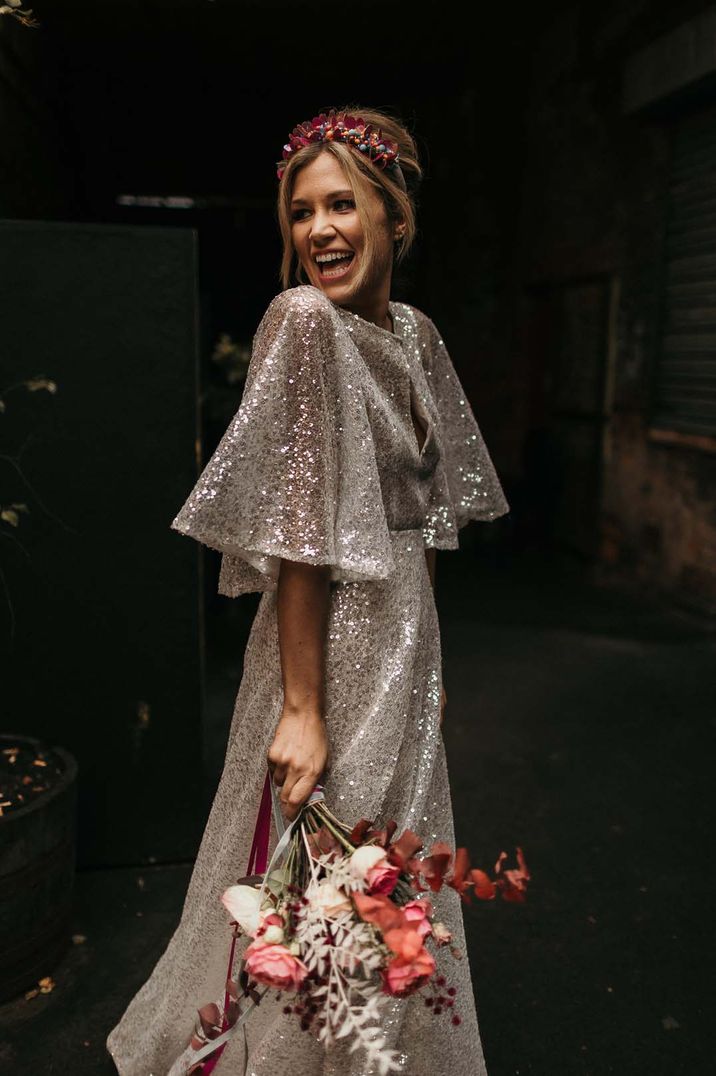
[107,285,506,1076]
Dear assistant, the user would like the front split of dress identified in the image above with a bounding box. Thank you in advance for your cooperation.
[106,285,510,1076]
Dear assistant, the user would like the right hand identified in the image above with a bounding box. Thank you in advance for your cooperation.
[267,706,329,822]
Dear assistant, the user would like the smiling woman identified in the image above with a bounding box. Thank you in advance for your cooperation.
[107,104,509,1076]
[276,107,421,328]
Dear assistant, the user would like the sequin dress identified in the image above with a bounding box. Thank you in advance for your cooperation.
[106,285,509,1076]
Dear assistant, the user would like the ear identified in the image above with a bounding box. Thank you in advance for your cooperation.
[393,219,407,241]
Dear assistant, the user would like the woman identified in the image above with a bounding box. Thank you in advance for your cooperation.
[107,106,509,1076]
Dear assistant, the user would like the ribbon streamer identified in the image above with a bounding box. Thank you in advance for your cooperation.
[188,771,324,1073]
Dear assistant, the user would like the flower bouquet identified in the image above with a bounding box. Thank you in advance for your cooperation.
[186,779,529,1075]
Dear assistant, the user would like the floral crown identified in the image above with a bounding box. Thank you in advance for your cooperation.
[276,111,402,182]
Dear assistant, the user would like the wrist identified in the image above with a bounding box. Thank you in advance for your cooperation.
[281,700,325,724]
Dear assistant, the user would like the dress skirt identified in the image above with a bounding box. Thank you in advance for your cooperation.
[106,527,489,1076]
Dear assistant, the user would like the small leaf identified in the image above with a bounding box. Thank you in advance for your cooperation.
[25,377,57,394]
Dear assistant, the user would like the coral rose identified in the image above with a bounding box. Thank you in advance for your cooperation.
[244,940,309,992]
[383,946,436,997]
[402,899,432,938]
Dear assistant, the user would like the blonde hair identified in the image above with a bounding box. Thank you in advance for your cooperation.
[276,106,422,293]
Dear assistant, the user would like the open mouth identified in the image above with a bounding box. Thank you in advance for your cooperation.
[315,252,355,280]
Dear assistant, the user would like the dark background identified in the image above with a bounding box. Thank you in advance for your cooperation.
[1,1,715,1073]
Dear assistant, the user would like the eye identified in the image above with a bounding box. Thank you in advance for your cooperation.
[334,198,355,211]
[291,208,309,222]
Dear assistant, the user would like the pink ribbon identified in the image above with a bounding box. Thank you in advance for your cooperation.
[247,769,273,876]
[199,770,273,1074]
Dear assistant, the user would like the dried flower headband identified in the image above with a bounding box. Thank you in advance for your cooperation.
[277,111,404,187]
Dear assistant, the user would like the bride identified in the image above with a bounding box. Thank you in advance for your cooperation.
[107,105,509,1075]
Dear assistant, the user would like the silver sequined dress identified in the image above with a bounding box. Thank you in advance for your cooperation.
[106,285,509,1076]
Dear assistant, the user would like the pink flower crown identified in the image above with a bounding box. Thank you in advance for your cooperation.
[276,110,401,181]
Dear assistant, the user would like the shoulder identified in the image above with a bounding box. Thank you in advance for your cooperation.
[392,300,442,337]
[250,287,345,386]
[391,301,445,365]
[258,285,339,335]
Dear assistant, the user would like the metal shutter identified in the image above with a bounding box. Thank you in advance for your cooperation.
[654,114,716,437]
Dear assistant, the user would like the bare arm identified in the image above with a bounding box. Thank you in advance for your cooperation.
[267,559,331,821]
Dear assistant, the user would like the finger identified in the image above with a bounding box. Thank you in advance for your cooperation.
[286,773,315,810]
[280,771,313,821]
[280,783,298,822]
[269,761,287,786]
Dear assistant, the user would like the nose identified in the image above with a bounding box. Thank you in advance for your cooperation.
[310,207,336,244]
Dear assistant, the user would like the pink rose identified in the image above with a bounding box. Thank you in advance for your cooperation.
[366,860,400,896]
[383,946,436,997]
[402,899,432,938]
[244,940,309,992]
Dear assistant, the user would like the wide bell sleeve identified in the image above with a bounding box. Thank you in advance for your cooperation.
[420,315,510,548]
[171,287,395,596]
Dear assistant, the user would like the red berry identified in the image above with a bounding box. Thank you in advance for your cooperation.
[452,1015,461,1026]
[436,975,446,987]
[448,987,457,996]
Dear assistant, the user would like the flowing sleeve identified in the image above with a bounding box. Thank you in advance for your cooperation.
[171,287,395,596]
[420,315,510,549]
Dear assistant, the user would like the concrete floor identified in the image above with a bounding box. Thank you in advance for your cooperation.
[1,548,713,1075]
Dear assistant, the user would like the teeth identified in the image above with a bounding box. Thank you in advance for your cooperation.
[315,252,352,263]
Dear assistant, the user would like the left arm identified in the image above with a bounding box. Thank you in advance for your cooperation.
[425,547,447,727]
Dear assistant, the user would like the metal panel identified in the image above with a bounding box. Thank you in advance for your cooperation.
[654,115,716,436]
[0,220,204,867]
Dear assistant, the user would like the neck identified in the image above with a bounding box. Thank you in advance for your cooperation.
[341,277,393,332]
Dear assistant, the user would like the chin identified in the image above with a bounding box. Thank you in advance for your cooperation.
[303,259,360,300]
[310,276,358,302]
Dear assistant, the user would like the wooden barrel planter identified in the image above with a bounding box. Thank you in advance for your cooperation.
[0,733,78,1002]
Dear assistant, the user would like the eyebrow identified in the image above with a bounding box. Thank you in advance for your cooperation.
[290,189,354,207]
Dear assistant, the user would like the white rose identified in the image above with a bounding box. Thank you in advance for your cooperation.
[220,884,262,935]
[262,924,285,944]
[349,844,387,881]
[306,880,353,917]
[432,921,453,946]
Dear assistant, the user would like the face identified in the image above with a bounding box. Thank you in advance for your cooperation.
[290,151,396,305]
